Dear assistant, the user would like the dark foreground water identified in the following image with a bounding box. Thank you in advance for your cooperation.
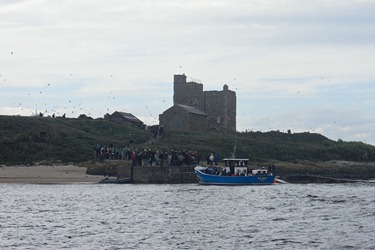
[1,183,374,249]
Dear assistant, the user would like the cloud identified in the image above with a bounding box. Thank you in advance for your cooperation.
[1,0,375,145]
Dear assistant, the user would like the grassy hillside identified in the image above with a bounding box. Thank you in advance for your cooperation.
[1,115,375,165]
[157,130,375,162]
[0,115,148,165]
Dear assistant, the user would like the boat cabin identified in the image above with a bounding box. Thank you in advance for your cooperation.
[223,158,249,176]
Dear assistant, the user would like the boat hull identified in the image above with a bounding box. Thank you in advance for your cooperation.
[99,177,131,184]
[195,170,275,185]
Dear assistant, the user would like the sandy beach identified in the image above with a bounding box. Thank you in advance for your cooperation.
[0,165,102,184]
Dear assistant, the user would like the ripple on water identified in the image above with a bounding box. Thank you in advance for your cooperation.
[1,183,375,249]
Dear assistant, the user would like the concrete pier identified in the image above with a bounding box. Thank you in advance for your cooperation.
[117,165,198,184]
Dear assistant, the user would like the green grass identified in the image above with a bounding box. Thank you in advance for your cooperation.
[0,115,148,164]
[1,115,375,165]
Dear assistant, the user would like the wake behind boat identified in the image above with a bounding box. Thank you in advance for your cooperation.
[194,158,276,185]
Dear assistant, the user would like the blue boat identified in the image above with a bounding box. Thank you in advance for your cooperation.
[194,158,276,185]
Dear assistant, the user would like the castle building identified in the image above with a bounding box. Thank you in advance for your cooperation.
[159,74,236,132]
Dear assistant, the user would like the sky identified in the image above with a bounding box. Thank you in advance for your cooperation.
[1,0,375,145]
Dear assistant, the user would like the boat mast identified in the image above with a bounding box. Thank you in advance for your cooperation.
[232,133,236,158]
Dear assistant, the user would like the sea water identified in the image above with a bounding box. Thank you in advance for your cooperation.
[1,183,374,249]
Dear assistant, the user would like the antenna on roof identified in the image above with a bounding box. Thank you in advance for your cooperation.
[187,76,202,83]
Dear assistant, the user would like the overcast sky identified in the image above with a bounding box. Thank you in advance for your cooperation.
[1,0,375,145]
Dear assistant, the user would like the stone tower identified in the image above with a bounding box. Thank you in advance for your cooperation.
[173,74,204,111]
[203,84,236,131]
[171,74,237,132]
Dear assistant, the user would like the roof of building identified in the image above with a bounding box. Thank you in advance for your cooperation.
[177,104,207,116]
[114,112,143,123]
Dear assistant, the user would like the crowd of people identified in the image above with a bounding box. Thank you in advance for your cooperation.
[93,144,213,167]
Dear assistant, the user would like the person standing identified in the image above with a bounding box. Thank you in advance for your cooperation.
[209,153,214,165]
[214,153,219,165]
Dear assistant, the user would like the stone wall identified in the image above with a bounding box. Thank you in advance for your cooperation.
[159,105,207,131]
[159,107,191,131]
[117,165,198,184]
[189,113,208,131]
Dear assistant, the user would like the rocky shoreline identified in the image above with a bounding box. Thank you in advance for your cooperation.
[267,160,375,183]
